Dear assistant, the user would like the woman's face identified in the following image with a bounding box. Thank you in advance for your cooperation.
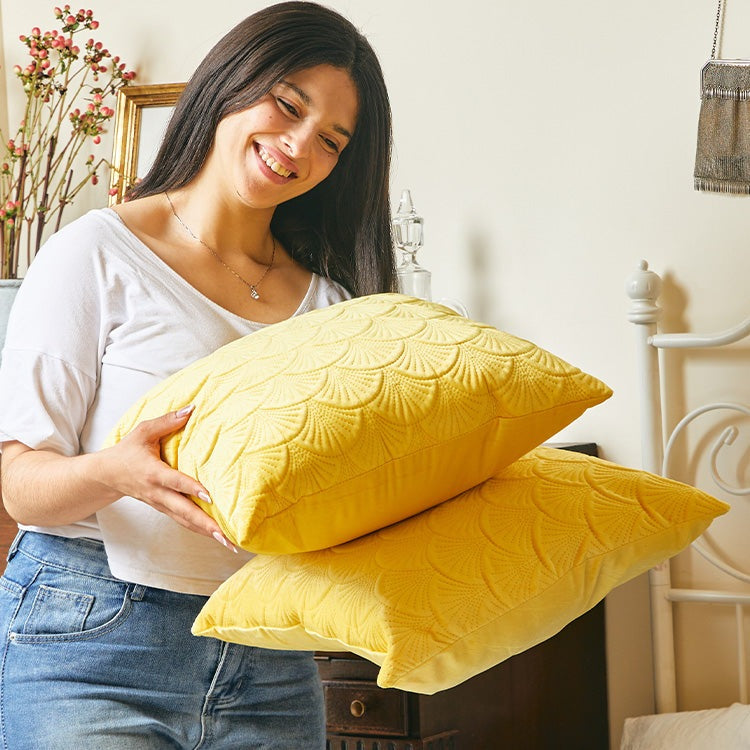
[208,64,359,211]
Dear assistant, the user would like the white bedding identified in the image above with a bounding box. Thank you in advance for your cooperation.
[621,703,750,749]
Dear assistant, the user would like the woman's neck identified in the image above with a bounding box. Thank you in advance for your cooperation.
[164,184,276,264]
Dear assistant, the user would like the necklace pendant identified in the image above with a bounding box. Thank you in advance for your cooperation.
[164,193,275,302]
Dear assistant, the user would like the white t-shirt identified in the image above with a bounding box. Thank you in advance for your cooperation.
[0,208,352,594]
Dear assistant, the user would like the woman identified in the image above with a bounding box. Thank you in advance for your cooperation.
[0,2,395,748]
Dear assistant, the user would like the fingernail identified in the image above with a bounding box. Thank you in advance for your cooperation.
[175,404,195,418]
[213,531,238,553]
[198,491,212,504]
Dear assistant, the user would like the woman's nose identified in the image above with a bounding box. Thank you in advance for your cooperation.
[282,123,314,159]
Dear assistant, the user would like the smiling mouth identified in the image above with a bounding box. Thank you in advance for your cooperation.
[256,144,297,179]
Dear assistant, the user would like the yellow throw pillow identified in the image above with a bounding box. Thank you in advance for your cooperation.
[192,447,729,694]
[105,294,611,553]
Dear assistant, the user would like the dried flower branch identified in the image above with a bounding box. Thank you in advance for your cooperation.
[0,5,136,278]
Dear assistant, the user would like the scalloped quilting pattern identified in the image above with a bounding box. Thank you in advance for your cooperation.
[192,447,729,694]
[105,294,613,553]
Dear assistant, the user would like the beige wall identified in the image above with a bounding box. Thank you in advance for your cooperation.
[4,1,750,747]
[0,2,6,140]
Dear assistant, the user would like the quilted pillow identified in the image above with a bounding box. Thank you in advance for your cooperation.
[105,294,612,553]
[192,447,729,694]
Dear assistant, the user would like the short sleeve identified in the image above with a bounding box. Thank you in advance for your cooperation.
[0,350,96,455]
[0,217,106,456]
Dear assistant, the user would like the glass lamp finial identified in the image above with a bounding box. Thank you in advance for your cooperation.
[393,189,431,300]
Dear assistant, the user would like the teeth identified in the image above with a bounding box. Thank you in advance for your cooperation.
[257,146,293,178]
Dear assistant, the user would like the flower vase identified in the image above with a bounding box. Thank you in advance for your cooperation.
[0,279,22,362]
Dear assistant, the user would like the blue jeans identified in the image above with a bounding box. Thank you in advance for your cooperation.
[0,531,325,749]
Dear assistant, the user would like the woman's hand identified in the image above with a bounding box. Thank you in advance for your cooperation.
[94,405,237,551]
[1,406,237,552]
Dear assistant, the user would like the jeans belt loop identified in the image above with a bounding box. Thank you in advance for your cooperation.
[130,584,146,602]
[7,529,25,561]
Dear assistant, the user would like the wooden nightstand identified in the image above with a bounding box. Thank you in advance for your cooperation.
[315,442,608,750]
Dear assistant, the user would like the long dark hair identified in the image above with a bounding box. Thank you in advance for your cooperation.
[129,1,395,296]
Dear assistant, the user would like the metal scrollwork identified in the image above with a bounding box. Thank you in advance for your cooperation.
[663,401,750,583]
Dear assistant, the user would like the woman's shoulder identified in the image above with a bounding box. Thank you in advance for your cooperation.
[20,207,148,297]
[46,195,163,248]
[45,206,113,238]
[107,194,164,236]
[37,207,130,259]
[311,274,353,306]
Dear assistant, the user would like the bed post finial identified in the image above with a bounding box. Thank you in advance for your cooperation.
[626,259,662,325]
[626,260,677,714]
[626,259,664,475]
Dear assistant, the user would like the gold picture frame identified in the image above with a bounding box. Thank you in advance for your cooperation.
[108,83,186,204]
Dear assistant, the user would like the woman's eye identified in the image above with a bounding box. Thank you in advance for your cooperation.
[321,136,340,154]
[277,98,299,117]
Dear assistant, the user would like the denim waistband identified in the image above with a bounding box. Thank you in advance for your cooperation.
[10,531,116,581]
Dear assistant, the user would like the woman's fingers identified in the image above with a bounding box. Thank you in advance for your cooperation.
[101,405,238,552]
[136,456,238,553]
[145,476,237,553]
[129,404,196,446]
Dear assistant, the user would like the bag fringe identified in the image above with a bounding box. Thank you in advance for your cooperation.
[694,177,750,194]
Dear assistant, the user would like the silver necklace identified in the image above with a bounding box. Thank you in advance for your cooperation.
[165,192,276,300]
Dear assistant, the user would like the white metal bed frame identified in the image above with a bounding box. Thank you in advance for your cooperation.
[627,259,750,714]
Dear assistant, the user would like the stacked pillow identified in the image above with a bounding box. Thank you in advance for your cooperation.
[192,447,727,693]
[106,293,612,553]
[107,294,728,693]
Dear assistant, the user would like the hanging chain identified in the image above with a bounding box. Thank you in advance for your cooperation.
[711,0,723,59]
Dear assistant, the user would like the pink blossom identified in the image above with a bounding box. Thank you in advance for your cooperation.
[4,5,138,275]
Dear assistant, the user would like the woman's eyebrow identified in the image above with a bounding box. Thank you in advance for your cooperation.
[280,79,312,105]
[279,79,353,140]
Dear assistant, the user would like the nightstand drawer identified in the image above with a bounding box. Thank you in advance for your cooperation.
[324,680,409,736]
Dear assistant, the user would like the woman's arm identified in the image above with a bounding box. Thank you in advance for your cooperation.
[0,406,236,551]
